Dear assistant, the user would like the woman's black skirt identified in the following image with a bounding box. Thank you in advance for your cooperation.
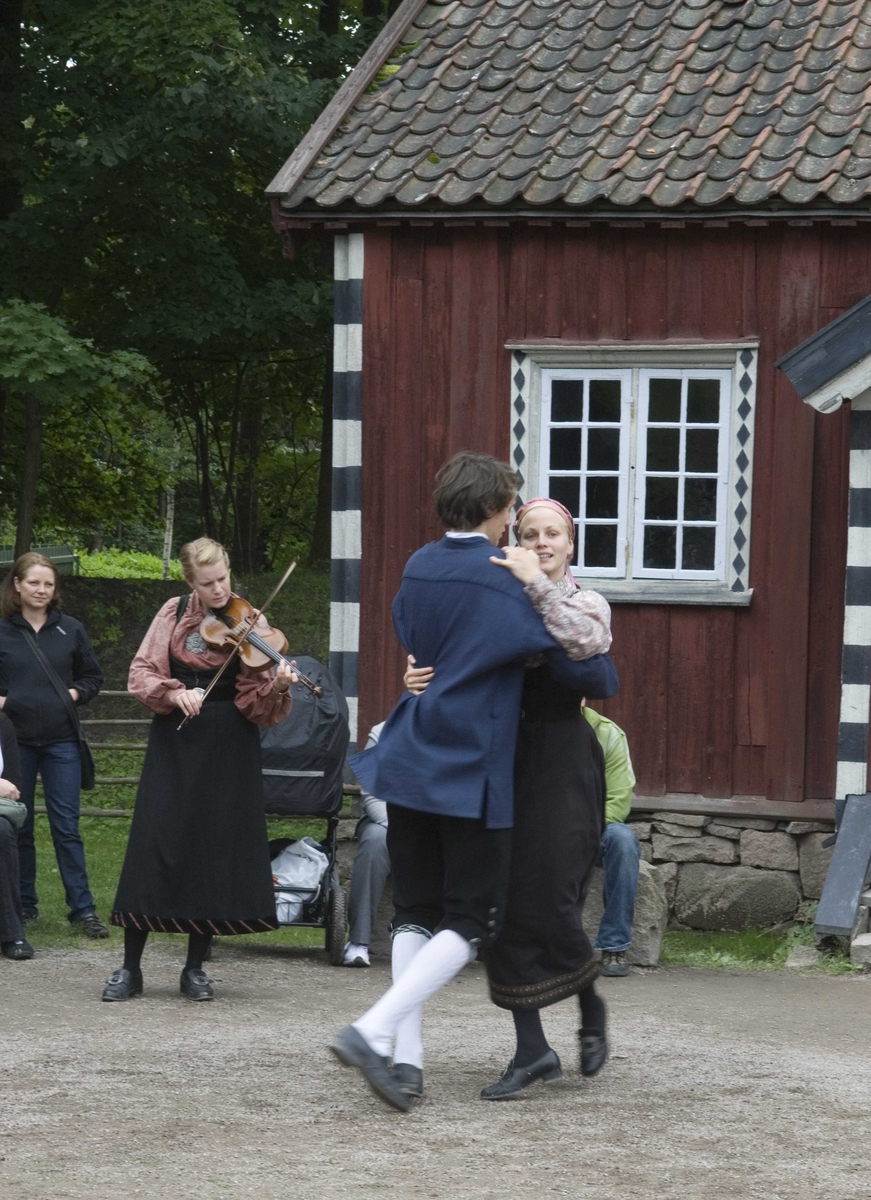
[110,700,278,936]
[485,711,605,1011]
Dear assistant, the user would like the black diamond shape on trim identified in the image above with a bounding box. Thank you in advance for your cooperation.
[514,369,525,391]
[513,446,525,466]
[736,477,748,498]
[734,528,746,550]
[733,553,746,574]
[731,579,745,592]
[740,349,753,367]
[737,398,751,421]
[514,396,525,416]
[516,472,524,488]
[739,372,752,394]
[513,419,525,441]
[735,502,747,524]
[737,424,749,446]
[736,450,749,473]
[514,351,527,365]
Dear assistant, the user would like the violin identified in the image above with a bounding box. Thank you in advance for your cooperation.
[199,595,323,697]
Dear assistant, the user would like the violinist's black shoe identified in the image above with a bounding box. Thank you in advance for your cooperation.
[180,967,214,1001]
[579,1028,609,1077]
[393,1063,423,1098]
[102,967,143,1001]
[480,1049,563,1100]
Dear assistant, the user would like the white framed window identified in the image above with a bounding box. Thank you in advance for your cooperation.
[510,344,757,605]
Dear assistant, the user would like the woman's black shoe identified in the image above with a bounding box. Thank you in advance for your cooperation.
[180,967,214,1001]
[102,967,143,1001]
[393,1063,424,1098]
[1,939,34,960]
[480,1049,562,1100]
[579,1029,608,1077]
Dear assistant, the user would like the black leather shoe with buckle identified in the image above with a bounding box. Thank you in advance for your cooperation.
[393,1063,424,1098]
[579,1029,609,1077]
[480,1049,563,1100]
[329,1026,411,1112]
[180,967,214,1001]
[102,967,143,1001]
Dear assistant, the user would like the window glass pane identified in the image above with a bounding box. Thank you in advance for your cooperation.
[589,380,621,422]
[684,477,718,521]
[550,427,581,470]
[645,477,678,520]
[584,524,617,568]
[687,379,720,423]
[586,476,619,519]
[685,429,719,473]
[551,380,584,422]
[587,428,620,471]
[682,526,716,570]
[646,427,680,472]
[649,378,681,422]
[548,476,580,517]
[643,525,676,569]
[570,536,579,567]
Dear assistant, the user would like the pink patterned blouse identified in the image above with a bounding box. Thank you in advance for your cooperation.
[524,572,612,662]
[127,593,292,727]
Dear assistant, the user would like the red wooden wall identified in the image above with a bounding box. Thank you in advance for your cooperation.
[358,222,862,803]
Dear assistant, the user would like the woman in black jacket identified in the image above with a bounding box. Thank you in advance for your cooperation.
[0,711,31,958]
[0,553,106,935]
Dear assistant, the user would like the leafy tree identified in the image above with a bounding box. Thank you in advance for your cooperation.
[0,0,387,567]
[0,300,157,555]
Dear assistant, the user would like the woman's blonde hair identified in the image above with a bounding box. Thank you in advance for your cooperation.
[179,538,230,582]
[0,553,62,618]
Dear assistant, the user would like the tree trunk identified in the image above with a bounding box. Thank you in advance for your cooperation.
[318,0,340,36]
[0,0,24,223]
[234,402,262,573]
[310,352,333,566]
[14,391,41,557]
[162,485,176,579]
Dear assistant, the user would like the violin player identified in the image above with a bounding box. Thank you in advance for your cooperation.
[102,537,296,1002]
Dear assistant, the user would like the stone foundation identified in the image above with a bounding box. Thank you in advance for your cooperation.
[335,809,838,967]
[631,810,835,931]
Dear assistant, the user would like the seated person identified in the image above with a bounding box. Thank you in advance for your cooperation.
[583,702,640,977]
[344,722,389,968]
[1,709,32,960]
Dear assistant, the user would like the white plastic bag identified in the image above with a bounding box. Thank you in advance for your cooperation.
[271,837,329,924]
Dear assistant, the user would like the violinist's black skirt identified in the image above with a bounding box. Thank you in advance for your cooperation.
[110,698,278,936]
[484,668,605,1011]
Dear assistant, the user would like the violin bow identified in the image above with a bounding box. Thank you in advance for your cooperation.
[176,559,298,731]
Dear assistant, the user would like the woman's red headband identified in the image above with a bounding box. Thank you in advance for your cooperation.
[513,498,576,541]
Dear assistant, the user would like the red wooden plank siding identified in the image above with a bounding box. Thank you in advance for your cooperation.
[356,222,857,799]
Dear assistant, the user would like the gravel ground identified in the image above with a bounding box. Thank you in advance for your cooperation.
[2,946,870,1200]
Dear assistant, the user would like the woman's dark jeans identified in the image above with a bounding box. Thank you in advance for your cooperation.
[17,741,96,920]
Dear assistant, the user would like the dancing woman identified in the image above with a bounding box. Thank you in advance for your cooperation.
[103,538,295,1002]
[405,497,613,1099]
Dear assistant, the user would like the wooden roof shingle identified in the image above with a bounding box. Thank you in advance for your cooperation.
[267,0,871,212]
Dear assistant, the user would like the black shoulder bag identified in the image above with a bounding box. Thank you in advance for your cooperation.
[19,630,96,790]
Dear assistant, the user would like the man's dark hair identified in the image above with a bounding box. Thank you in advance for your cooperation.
[433,452,518,531]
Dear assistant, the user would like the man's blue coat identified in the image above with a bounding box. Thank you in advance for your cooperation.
[349,536,619,829]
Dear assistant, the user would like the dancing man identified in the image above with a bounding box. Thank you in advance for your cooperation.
[330,452,617,1111]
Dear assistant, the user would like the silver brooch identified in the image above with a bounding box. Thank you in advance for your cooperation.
[185,630,208,655]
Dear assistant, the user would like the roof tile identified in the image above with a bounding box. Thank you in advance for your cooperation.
[273,0,871,212]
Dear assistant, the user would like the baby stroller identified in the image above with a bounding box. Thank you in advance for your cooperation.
[260,655,351,965]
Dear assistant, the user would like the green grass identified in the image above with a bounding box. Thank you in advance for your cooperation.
[661,919,862,976]
[27,811,331,953]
